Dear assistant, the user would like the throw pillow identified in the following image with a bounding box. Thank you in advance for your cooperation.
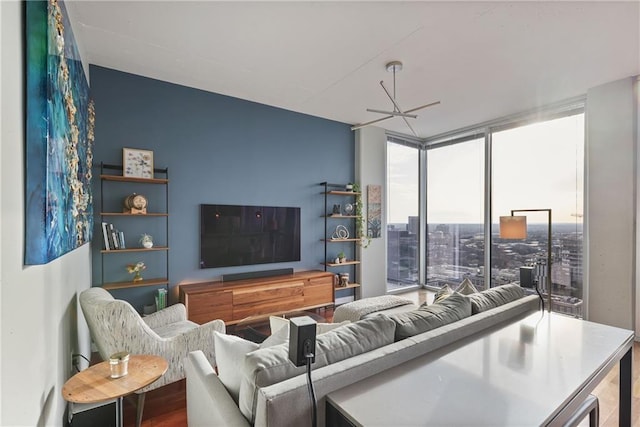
[268,315,289,334]
[238,315,396,423]
[468,283,525,314]
[433,284,453,304]
[455,277,479,295]
[213,331,259,403]
[388,293,472,341]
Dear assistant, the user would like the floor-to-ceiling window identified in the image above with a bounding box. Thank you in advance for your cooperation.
[426,138,485,290]
[492,113,584,316]
[385,103,585,316]
[386,141,420,291]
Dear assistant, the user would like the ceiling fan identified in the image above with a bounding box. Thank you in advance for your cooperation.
[351,61,440,137]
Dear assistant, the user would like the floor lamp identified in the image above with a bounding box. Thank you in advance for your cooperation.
[499,209,552,313]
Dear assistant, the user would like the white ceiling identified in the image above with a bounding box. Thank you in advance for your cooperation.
[66,1,640,139]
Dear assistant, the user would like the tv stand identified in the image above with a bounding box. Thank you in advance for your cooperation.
[179,270,335,325]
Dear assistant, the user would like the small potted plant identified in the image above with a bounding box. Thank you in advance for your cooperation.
[140,233,154,248]
[337,251,346,263]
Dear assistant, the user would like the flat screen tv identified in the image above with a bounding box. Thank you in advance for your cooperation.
[200,204,301,269]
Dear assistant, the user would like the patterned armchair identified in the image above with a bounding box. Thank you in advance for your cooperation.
[79,287,225,427]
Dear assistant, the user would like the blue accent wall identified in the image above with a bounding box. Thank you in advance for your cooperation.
[90,66,354,310]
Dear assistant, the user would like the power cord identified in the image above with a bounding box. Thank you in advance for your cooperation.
[304,340,317,427]
[533,280,545,312]
[72,353,91,372]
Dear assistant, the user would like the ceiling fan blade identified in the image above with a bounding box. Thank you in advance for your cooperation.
[380,81,418,137]
[366,108,418,119]
[404,101,441,113]
[402,117,418,138]
[351,114,395,131]
[353,101,441,132]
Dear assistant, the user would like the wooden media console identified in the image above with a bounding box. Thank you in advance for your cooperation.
[179,270,335,325]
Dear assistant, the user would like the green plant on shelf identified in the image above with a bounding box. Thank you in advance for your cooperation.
[351,183,371,248]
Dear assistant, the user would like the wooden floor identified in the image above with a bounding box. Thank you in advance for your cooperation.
[124,290,639,426]
[586,340,640,427]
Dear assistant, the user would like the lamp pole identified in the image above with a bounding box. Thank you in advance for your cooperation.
[511,209,552,313]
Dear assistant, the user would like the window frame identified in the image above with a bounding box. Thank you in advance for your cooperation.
[386,96,586,294]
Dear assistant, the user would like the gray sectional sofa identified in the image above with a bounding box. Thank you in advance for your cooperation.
[185,285,539,427]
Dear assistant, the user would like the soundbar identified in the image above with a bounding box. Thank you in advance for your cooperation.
[222,268,294,282]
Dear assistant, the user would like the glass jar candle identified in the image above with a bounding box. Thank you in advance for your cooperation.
[109,351,130,378]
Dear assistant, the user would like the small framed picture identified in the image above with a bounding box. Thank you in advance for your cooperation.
[123,148,154,178]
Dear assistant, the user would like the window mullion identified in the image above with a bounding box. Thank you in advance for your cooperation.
[484,129,492,290]
[419,147,427,287]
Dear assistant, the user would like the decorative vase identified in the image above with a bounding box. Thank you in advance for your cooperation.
[340,257,347,264]
[140,234,154,248]
[339,273,349,287]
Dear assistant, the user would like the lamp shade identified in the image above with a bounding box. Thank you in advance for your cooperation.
[499,216,527,239]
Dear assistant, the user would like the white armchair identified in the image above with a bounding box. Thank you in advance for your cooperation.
[79,287,225,427]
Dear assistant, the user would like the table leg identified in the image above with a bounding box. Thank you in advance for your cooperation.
[116,396,124,427]
[619,347,632,427]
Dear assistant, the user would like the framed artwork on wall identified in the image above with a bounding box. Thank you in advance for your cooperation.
[367,184,382,238]
[25,0,95,265]
[123,148,154,178]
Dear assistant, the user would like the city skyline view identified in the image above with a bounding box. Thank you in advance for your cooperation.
[386,113,584,317]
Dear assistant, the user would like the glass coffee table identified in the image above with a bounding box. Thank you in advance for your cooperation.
[230,310,326,343]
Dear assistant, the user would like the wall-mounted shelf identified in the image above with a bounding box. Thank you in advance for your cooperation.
[335,283,361,290]
[320,182,361,303]
[103,278,170,291]
[100,246,169,254]
[324,190,361,196]
[323,260,360,267]
[101,174,168,184]
[101,212,169,217]
[96,163,170,309]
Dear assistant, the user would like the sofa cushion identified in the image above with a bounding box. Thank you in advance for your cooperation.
[332,295,415,322]
[468,284,525,314]
[152,319,199,338]
[238,315,396,423]
[362,302,419,319]
[388,293,472,341]
[260,317,350,348]
[267,315,349,335]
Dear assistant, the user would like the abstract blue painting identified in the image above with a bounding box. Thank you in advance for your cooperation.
[25,0,95,265]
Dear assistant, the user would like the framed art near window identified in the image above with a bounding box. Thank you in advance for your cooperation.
[123,148,154,179]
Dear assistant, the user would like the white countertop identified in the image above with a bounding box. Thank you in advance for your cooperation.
[327,312,633,426]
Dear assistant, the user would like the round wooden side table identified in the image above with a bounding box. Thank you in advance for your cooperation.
[62,354,167,427]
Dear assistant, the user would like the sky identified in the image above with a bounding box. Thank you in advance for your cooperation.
[387,113,584,224]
